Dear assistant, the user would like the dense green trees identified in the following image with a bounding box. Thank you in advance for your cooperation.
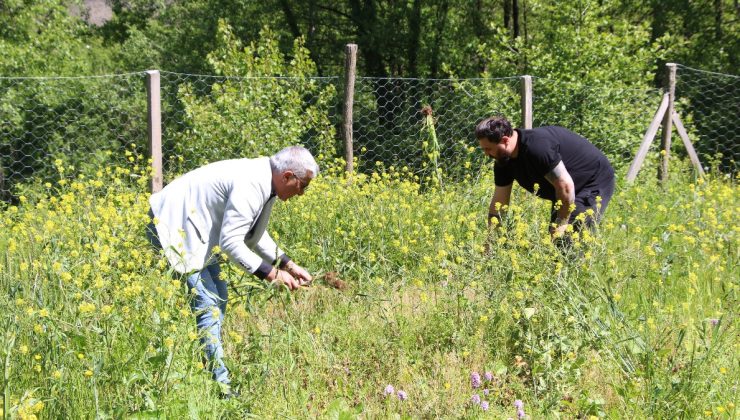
[1,0,736,80]
[81,0,738,79]
[0,0,737,198]
[166,22,337,174]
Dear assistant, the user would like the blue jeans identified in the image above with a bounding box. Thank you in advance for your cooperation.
[146,214,230,384]
[187,264,230,384]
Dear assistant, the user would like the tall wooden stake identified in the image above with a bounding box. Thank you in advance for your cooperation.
[342,44,357,173]
[520,75,532,129]
[146,70,163,193]
[659,63,677,182]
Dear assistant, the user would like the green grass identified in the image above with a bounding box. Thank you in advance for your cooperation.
[0,157,737,419]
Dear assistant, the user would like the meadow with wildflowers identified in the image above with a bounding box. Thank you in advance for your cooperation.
[0,150,737,419]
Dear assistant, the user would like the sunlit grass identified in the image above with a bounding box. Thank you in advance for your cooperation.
[1,155,737,418]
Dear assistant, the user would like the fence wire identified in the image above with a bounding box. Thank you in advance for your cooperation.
[675,65,740,173]
[158,72,340,181]
[0,73,148,202]
[1,66,737,203]
[533,79,664,163]
[353,77,521,180]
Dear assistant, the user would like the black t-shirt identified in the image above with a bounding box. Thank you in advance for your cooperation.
[494,126,614,201]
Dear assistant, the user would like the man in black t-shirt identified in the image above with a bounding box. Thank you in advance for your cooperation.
[475,115,615,237]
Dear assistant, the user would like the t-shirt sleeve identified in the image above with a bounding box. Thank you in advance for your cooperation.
[528,136,562,175]
[493,163,514,187]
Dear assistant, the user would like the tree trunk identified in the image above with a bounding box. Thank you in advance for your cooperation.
[714,0,723,41]
[522,0,528,72]
[512,0,520,39]
[430,0,450,78]
[651,0,668,87]
[407,0,422,77]
[504,0,511,32]
[306,0,322,75]
[279,0,301,38]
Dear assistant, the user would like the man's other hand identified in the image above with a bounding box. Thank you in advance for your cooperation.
[270,269,300,290]
[286,261,313,286]
[549,223,569,238]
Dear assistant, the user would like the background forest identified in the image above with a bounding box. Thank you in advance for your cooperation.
[2,0,738,81]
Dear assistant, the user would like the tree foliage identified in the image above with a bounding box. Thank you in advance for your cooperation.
[0,0,113,75]
[168,21,337,173]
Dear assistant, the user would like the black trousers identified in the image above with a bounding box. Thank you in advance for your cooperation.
[549,176,616,232]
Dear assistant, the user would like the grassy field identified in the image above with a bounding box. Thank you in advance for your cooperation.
[0,156,737,419]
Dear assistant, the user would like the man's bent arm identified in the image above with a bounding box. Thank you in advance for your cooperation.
[544,161,575,229]
[489,184,512,228]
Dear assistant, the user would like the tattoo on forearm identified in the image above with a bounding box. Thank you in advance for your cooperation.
[544,162,565,184]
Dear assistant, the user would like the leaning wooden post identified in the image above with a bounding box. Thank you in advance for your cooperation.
[342,44,358,173]
[626,93,669,183]
[146,70,163,193]
[659,63,677,183]
[672,111,705,177]
[520,75,533,129]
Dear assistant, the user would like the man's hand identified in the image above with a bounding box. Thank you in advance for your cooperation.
[269,269,301,290]
[286,261,313,286]
[550,223,569,237]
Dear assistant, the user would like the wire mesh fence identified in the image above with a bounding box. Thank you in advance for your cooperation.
[0,64,737,203]
[675,65,740,173]
[352,77,521,181]
[158,72,340,182]
[0,73,148,202]
[532,79,665,163]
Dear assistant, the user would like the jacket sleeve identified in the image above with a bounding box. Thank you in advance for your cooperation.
[253,231,285,265]
[218,183,270,277]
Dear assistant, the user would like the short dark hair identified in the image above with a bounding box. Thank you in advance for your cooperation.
[475,116,513,143]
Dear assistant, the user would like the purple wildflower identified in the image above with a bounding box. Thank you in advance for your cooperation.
[517,408,526,419]
[471,371,482,389]
[484,371,493,382]
[709,318,720,326]
[514,399,524,410]
[471,394,481,405]
[384,384,395,396]
[483,388,490,396]
[481,401,490,411]
[397,390,407,401]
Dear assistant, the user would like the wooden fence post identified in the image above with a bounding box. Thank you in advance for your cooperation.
[672,111,705,177]
[626,93,669,183]
[342,44,358,173]
[660,63,677,182]
[146,70,163,193]
[520,75,533,129]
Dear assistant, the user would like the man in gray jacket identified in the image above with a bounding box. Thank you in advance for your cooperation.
[147,146,316,395]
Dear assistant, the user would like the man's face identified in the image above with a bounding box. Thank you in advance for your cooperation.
[277,170,312,201]
[478,137,511,163]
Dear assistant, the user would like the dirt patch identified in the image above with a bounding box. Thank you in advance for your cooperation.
[318,271,348,291]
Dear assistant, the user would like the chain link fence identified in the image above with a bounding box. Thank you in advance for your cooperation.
[675,65,740,173]
[352,77,521,181]
[0,73,148,202]
[533,79,664,162]
[1,64,737,202]
[158,72,340,182]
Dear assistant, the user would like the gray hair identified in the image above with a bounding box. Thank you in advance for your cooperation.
[269,146,319,179]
